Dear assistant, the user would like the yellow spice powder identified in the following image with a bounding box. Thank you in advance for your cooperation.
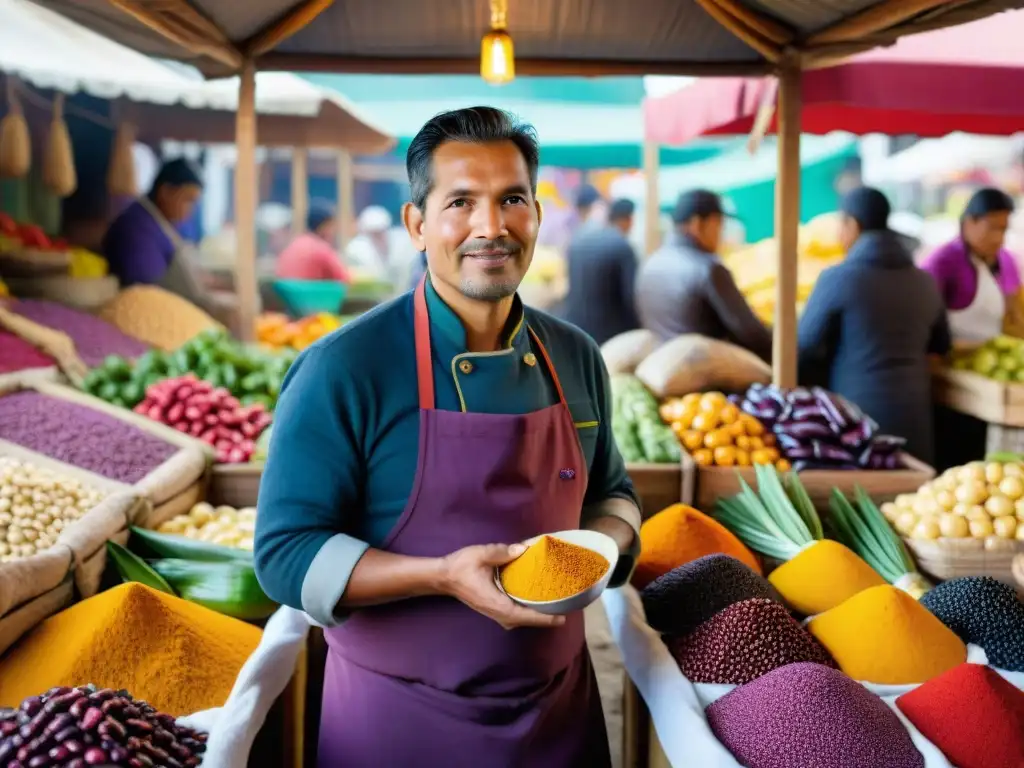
[809,584,966,685]
[768,539,886,616]
[500,535,609,602]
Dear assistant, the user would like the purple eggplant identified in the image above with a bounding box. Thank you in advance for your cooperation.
[812,388,849,431]
[871,434,907,453]
[839,421,874,448]
[783,445,816,460]
[885,453,904,470]
[775,432,803,452]
[764,387,790,410]
[743,401,780,424]
[793,459,858,472]
[788,387,817,405]
[727,394,744,406]
[774,420,833,441]
[814,442,856,464]
[791,405,829,424]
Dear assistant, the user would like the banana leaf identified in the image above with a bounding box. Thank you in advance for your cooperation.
[149,558,277,621]
[130,527,253,563]
[106,541,175,595]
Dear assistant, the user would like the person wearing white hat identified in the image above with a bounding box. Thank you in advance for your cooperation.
[347,205,418,289]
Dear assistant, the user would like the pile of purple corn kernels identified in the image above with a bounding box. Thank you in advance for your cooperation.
[0,685,206,767]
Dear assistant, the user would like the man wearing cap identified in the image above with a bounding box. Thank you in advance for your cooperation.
[921,187,1022,343]
[275,201,352,284]
[635,189,772,361]
[561,196,641,344]
[798,187,950,465]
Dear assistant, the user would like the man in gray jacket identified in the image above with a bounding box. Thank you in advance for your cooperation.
[636,190,772,361]
[798,187,951,464]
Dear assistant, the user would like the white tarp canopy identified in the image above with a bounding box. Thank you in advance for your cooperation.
[864,134,1024,186]
[0,0,394,152]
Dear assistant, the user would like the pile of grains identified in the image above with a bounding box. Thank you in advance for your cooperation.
[0,583,262,716]
[0,330,54,375]
[706,662,924,768]
[666,598,836,685]
[0,391,176,484]
[767,539,886,616]
[10,299,148,366]
[808,585,966,685]
[920,577,1024,672]
[98,286,220,352]
[499,536,609,602]
[896,663,1024,768]
[632,504,761,590]
[640,554,782,636]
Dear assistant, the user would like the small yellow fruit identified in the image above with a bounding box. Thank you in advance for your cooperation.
[735,449,751,467]
[775,458,792,472]
[713,446,737,467]
[966,505,990,522]
[993,516,1017,539]
[719,405,740,425]
[999,476,1024,500]
[741,415,765,437]
[895,494,916,510]
[954,481,988,506]
[912,497,938,517]
[692,448,714,467]
[680,430,705,451]
[938,513,969,538]
[691,413,716,432]
[969,517,995,538]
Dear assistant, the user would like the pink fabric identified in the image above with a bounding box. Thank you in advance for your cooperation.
[275,233,351,283]
[644,10,1024,143]
[920,238,1022,311]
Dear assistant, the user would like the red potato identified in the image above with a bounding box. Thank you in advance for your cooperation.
[173,421,190,433]
[204,413,219,426]
[188,422,204,437]
[166,403,184,423]
[147,405,164,421]
[184,406,202,421]
[227,447,247,463]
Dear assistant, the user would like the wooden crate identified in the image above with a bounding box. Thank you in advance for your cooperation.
[626,453,696,521]
[208,462,263,508]
[932,367,1024,427]
[693,453,935,513]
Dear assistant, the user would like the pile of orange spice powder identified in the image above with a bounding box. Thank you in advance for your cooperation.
[500,536,609,601]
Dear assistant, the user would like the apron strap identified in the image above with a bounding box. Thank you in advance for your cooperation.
[413,277,435,410]
[412,276,569,411]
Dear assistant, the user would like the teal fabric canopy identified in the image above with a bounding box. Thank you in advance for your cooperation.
[303,74,738,169]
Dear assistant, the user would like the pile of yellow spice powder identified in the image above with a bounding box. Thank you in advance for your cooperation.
[500,535,609,602]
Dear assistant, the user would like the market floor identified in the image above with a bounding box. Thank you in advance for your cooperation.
[585,601,625,768]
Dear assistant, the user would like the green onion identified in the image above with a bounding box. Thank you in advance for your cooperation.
[784,472,824,541]
[827,486,922,586]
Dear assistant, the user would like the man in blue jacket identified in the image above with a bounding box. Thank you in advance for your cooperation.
[798,187,951,464]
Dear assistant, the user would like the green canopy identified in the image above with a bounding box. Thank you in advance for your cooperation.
[303,74,738,169]
[656,134,859,241]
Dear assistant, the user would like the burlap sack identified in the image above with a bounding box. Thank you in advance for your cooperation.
[134,481,206,531]
[634,334,771,398]
[0,578,74,656]
[58,492,147,598]
[600,330,662,375]
[0,304,87,386]
[0,544,71,617]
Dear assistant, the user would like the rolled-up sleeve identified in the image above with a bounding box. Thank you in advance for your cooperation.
[254,342,369,626]
[582,346,641,586]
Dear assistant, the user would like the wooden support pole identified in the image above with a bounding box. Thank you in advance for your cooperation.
[234,59,258,343]
[642,140,661,257]
[805,0,950,45]
[336,150,354,254]
[291,148,309,236]
[246,0,336,57]
[772,57,802,389]
[106,0,242,68]
[692,0,783,62]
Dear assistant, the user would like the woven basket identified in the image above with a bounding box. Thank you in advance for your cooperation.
[0,249,71,278]
[904,537,1024,595]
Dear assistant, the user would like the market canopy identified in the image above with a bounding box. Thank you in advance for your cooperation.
[0,0,394,152]
[643,8,1024,144]
[304,74,736,169]
[24,0,1024,78]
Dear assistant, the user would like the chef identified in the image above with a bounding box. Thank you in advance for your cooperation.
[102,158,234,320]
[254,106,640,768]
[921,187,1022,343]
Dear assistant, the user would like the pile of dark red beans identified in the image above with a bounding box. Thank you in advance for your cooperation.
[0,685,207,767]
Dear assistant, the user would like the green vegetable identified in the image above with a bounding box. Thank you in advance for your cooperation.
[106,540,175,595]
[149,559,277,620]
[130,527,253,563]
[713,465,822,561]
[610,374,679,464]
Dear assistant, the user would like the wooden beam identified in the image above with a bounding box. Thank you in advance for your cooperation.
[336,151,354,254]
[693,0,783,62]
[291,148,309,237]
[255,53,774,77]
[161,0,236,50]
[234,59,258,343]
[106,0,242,69]
[805,0,951,46]
[801,40,892,70]
[245,0,335,57]
[709,0,794,44]
[772,54,802,389]
[642,141,661,257]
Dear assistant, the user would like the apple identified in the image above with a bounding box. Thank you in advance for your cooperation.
[0,214,15,236]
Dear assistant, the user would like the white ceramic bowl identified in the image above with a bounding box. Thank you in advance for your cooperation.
[495,529,620,615]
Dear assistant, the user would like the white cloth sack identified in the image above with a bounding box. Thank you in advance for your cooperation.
[601,585,1024,768]
[178,607,314,768]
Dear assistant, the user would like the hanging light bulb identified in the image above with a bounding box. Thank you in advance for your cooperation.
[481,0,515,85]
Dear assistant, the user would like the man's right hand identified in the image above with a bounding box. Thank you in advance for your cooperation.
[438,543,566,630]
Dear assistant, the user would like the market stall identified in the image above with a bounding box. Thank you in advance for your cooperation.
[2,1,1022,766]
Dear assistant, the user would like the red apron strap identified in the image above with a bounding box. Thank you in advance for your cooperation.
[527,328,568,407]
[413,277,435,410]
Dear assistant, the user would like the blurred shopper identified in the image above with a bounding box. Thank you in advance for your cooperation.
[346,205,419,289]
[920,187,1022,343]
[636,189,771,361]
[275,201,351,283]
[560,196,640,344]
[798,187,950,465]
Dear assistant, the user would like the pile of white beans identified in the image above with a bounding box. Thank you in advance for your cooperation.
[0,457,105,562]
[158,502,255,550]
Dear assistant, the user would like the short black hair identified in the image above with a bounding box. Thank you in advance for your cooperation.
[840,186,890,232]
[964,187,1015,220]
[405,107,540,211]
[150,158,202,195]
[609,198,635,222]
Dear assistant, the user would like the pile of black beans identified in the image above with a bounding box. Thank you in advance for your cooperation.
[0,685,207,767]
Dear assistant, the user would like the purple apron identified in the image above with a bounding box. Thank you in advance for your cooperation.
[317,278,610,767]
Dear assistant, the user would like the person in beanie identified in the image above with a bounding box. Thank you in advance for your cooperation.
[798,186,950,464]
[635,189,772,360]
[275,200,352,284]
[920,187,1022,343]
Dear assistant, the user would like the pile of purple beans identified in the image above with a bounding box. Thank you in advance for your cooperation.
[0,685,206,768]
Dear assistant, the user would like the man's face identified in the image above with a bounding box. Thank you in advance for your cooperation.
[839,214,861,252]
[403,140,541,302]
[686,213,723,253]
[316,217,338,243]
[156,183,202,225]
[613,215,634,237]
[963,211,1010,262]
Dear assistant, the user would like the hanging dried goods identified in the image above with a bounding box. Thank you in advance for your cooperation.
[0,457,104,562]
